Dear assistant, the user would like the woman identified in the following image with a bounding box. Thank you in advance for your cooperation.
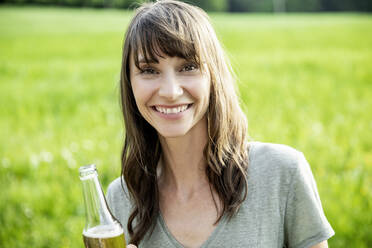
[107,0,335,247]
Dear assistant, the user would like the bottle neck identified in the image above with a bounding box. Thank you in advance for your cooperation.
[80,169,113,230]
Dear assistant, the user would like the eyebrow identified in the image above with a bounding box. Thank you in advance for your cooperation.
[138,58,158,64]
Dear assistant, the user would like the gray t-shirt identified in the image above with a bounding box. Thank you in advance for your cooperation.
[106,142,335,247]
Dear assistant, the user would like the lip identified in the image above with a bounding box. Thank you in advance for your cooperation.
[152,103,193,120]
[152,103,192,108]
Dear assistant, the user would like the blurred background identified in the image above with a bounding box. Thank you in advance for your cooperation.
[1,0,372,11]
[0,0,371,247]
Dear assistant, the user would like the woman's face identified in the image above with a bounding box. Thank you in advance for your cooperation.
[129,53,211,138]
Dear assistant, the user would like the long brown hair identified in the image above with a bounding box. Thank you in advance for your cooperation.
[119,0,249,245]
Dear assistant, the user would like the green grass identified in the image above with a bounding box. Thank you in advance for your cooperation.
[0,6,371,247]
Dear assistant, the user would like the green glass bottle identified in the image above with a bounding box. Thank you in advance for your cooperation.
[79,164,126,248]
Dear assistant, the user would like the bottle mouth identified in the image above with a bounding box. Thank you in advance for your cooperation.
[79,164,97,179]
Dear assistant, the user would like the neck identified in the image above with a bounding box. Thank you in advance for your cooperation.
[158,116,209,198]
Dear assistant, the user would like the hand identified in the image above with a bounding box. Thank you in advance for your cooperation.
[127,245,137,248]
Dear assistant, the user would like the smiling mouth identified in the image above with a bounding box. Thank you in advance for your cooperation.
[153,104,192,114]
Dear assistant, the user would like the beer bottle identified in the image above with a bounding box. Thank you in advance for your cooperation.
[79,164,126,248]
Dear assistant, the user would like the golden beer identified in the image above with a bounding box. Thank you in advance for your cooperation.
[82,225,126,248]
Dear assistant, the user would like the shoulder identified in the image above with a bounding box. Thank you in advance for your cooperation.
[249,141,303,171]
[106,177,131,211]
[107,177,126,194]
[106,177,133,244]
[246,141,310,189]
[106,177,132,234]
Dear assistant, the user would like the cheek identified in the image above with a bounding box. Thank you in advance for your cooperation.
[131,83,152,121]
[131,80,152,106]
[191,77,211,101]
[201,78,211,111]
[131,83,142,104]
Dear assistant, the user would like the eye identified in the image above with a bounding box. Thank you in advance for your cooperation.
[140,67,158,75]
[181,63,199,72]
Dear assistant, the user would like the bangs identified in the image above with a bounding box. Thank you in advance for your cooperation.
[129,9,201,68]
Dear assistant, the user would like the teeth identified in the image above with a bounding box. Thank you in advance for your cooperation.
[155,105,189,114]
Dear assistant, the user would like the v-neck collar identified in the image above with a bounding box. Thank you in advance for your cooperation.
[157,211,228,248]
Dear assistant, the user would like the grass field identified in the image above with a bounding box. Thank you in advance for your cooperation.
[0,6,371,247]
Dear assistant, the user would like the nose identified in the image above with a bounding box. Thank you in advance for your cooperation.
[158,72,183,100]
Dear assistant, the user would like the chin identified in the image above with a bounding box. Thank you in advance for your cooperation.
[157,127,189,138]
